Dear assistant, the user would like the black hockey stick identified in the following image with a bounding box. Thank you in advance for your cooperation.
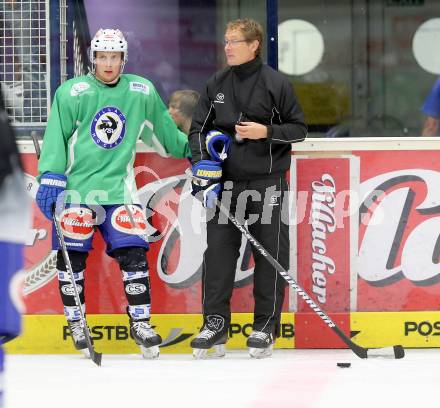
[31,132,102,366]
[52,214,102,366]
[215,200,405,360]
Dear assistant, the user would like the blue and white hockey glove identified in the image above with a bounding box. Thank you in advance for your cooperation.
[36,172,67,220]
[205,130,231,162]
[191,160,222,209]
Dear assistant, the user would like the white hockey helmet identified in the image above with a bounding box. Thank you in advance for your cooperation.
[89,28,128,74]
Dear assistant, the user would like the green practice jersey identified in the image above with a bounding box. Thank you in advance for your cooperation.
[38,73,190,204]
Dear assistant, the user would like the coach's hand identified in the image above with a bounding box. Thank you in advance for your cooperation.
[234,122,268,140]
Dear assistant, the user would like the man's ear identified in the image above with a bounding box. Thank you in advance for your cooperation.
[250,40,259,54]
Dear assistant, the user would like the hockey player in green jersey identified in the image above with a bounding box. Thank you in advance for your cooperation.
[36,28,190,359]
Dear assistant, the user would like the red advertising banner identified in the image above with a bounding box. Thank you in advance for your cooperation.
[356,150,440,311]
[294,157,352,348]
[19,142,440,351]
[296,157,351,313]
[21,152,287,315]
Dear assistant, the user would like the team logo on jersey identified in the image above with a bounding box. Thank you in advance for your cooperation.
[70,82,90,96]
[111,205,147,235]
[60,207,95,240]
[90,106,126,149]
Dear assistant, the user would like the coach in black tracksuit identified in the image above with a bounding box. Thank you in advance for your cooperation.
[189,18,307,353]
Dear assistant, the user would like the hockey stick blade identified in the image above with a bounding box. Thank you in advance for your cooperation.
[31,132,102,366]
[77,316,102,366]
[215,200,405,360]
[366,345,405,359]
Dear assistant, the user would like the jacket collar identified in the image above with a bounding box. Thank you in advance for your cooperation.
[231,57,262,80]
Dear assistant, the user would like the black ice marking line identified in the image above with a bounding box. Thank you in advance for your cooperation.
[31,131,102,366]
[214,199,405,360]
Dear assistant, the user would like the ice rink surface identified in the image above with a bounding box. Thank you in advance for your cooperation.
[5,348,438,408]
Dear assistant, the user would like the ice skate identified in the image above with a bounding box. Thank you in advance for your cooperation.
[191,315,228,359]
[130,318,162,359]
[67,319,92,358]
[190,327,227,359]
[247,331,274,359]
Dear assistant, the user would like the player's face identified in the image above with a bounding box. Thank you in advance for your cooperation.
[224,29,258,66]
[94,51,123,83]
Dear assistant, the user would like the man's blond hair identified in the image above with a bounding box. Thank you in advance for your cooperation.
[226,18,263,57]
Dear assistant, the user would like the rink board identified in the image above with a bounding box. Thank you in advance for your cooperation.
[4,313,295,354]
[16,139,440,352]
[6,311,440,354]
[351,311,440,348]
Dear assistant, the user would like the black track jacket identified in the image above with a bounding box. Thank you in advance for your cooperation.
[189,57,307,181]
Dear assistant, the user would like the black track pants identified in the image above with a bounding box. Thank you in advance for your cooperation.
[202,176,289,336]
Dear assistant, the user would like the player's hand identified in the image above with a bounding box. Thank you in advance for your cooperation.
[234,122,268,140]
[36,172,67,219]
[190,160,222,209]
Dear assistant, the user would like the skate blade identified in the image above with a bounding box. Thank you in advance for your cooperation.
[140,345,160,359]
[192,344,226,360]
[81,348,91,359]
[249,345,273,359]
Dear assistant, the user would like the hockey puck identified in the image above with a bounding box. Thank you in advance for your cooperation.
[336,363,351,368]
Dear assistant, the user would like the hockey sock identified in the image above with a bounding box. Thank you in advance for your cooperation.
[113,247,151,319]
[127,304,151,320]
[56,250,88,321]
[58,269,85,321]
[122,270,151,319]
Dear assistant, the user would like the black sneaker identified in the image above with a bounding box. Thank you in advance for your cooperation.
[190,314,228,359]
